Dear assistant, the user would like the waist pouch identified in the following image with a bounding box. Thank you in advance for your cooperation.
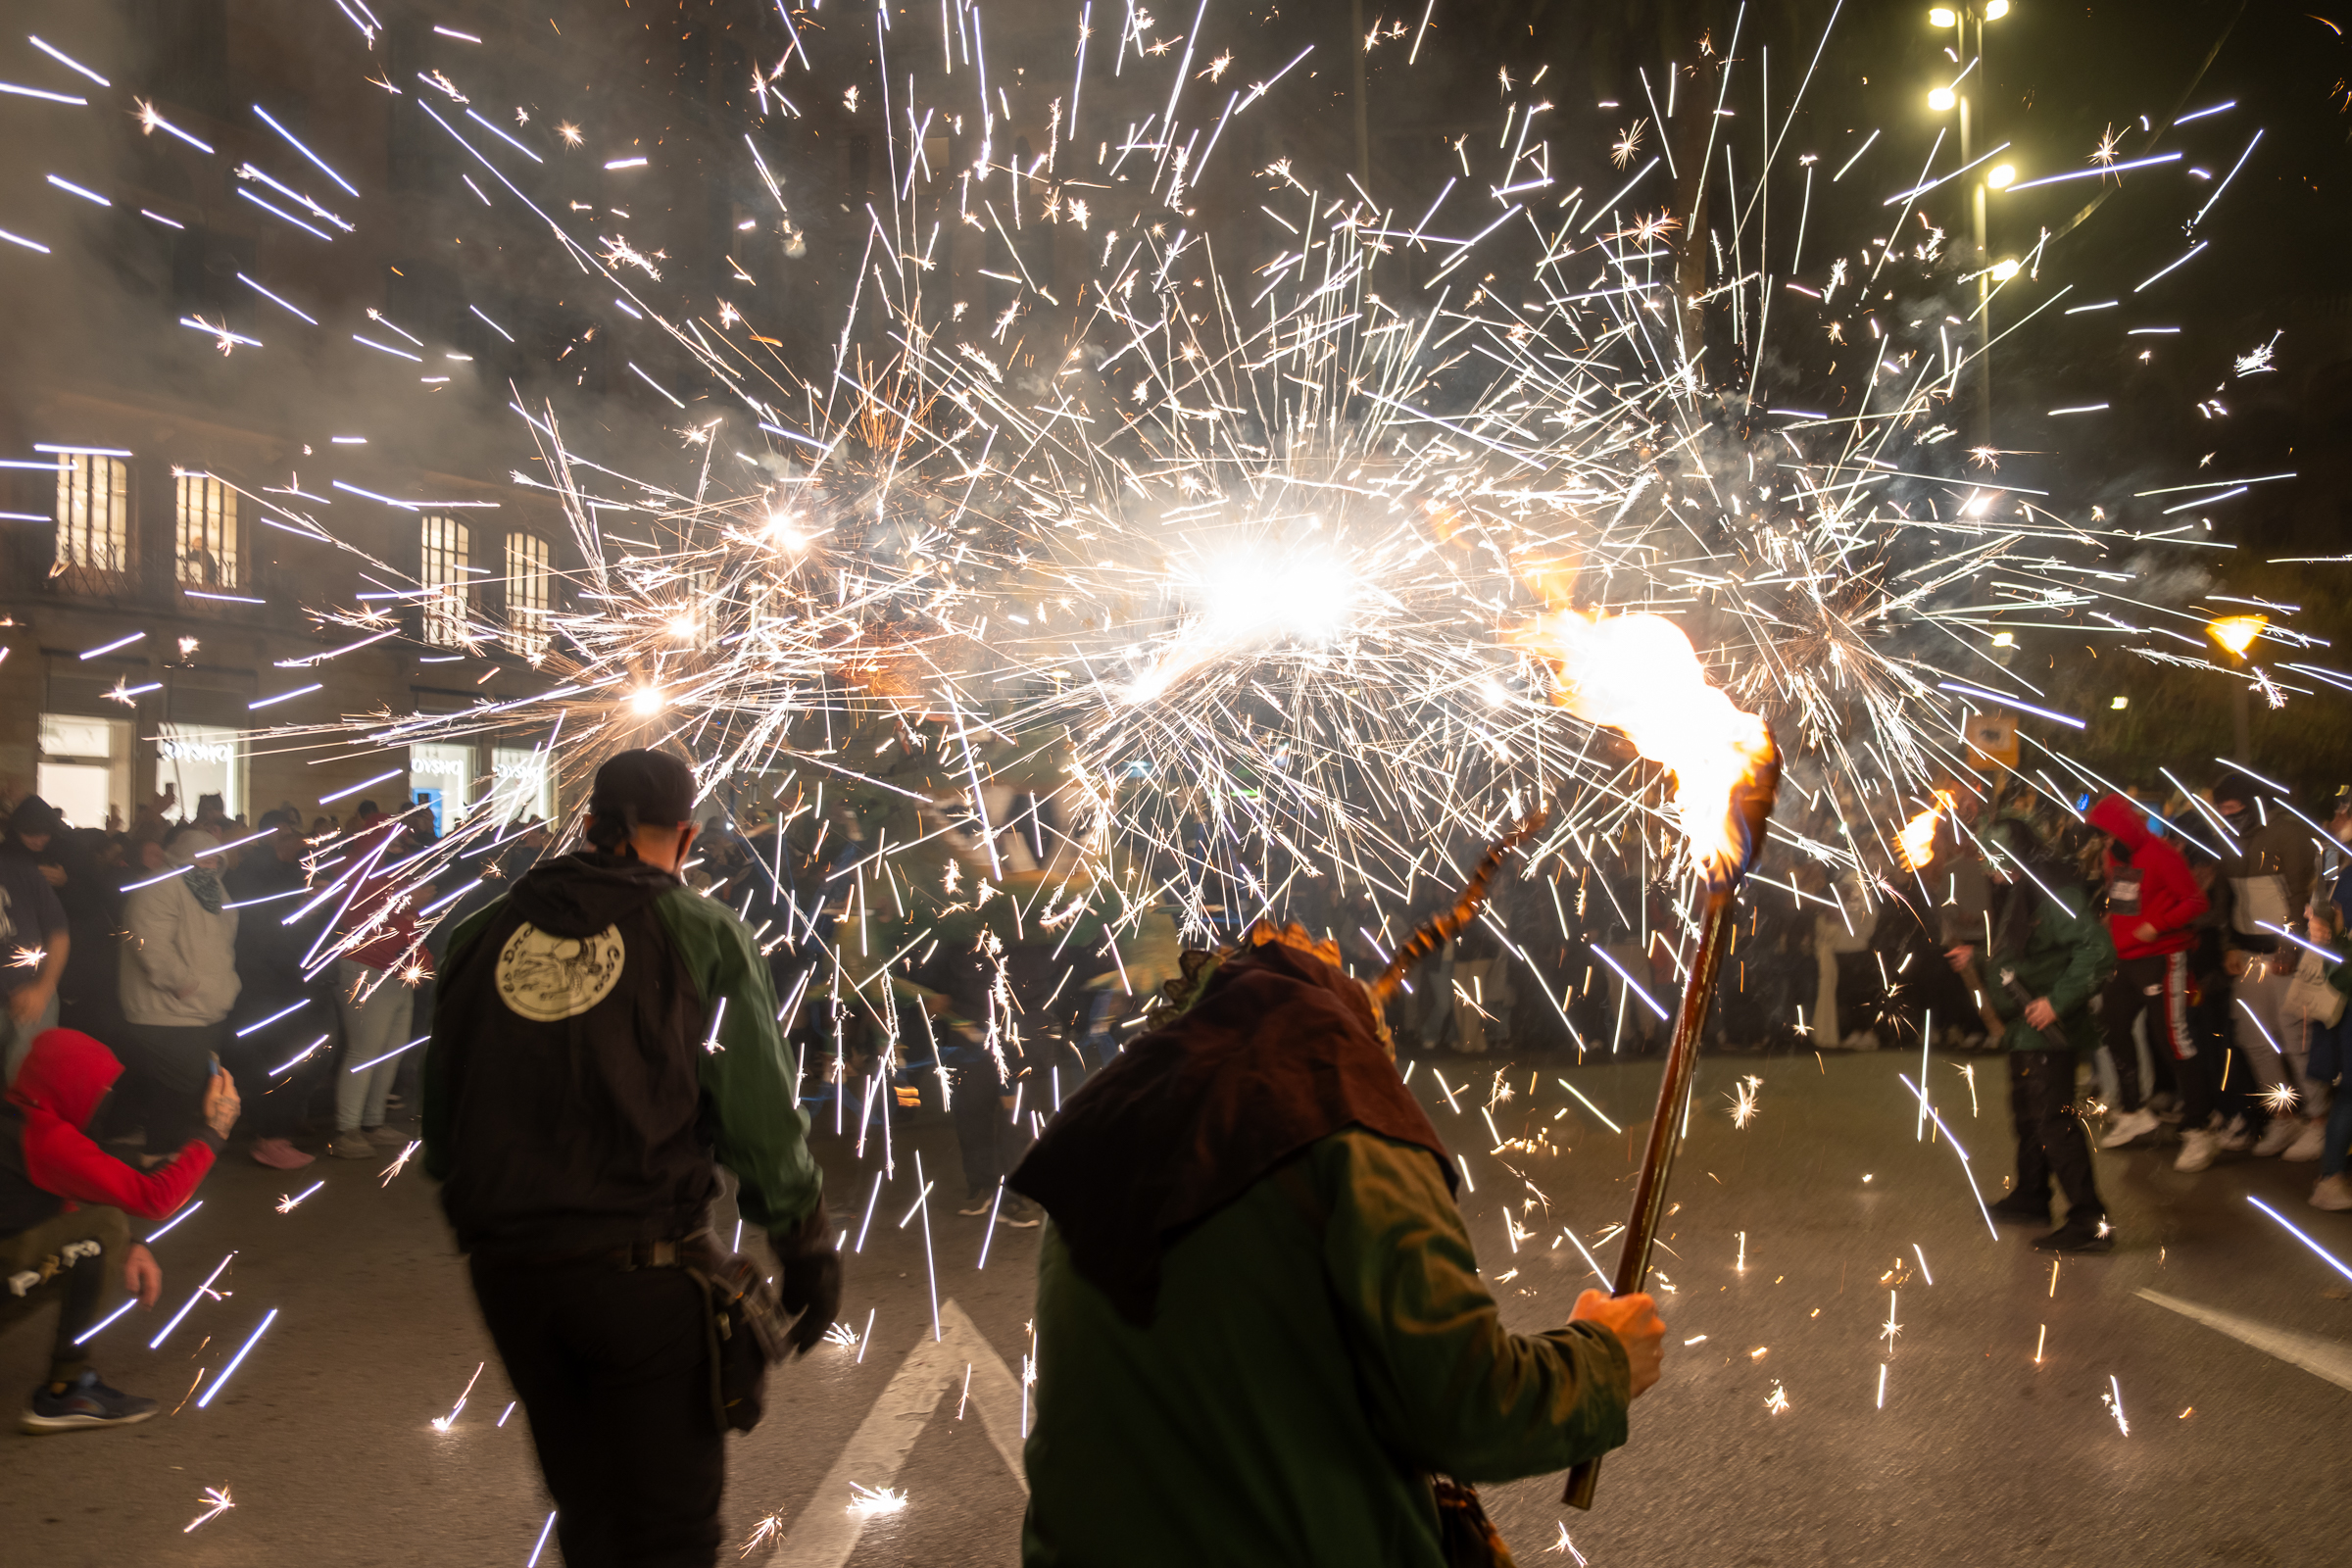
[677,1230,791,1434]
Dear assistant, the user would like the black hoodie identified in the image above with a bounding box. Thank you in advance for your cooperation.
[427,852,726,1256]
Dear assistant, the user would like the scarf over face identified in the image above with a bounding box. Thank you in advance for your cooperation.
[1009,936,1454,1325]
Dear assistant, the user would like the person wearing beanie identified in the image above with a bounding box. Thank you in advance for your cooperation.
[114,826,240,1153]
[1,1027,236,1430]
[424,749,839,1567]
[1,796,72,1084]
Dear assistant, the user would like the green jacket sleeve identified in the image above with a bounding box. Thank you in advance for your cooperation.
[654,887,823,1235]
[1313,1130,1632,1482]
[421,898,508,1183]
[2041,889,2116,1019]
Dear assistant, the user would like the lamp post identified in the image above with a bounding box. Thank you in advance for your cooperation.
[1928,2,2010,450]
[2208,614,2265,760]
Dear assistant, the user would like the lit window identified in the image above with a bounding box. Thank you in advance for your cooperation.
[419,514,471,648]
[175,471,238,588]
[54,455,130,573]
[506,532,552,658]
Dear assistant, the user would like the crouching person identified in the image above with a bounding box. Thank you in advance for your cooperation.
[1009,925,1663,1568]
[2,1027,235,1430]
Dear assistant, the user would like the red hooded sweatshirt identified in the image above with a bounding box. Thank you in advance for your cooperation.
[0,1028,218,1235]
[2085,793,2207,960]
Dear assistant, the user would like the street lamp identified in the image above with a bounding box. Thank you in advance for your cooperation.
[1927,4,2012,449]
[2208,614,2265,759]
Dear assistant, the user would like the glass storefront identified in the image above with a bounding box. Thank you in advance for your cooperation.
[408,743,476,835]
[36,713,133,830]
[490,745,555,824]
[157,722,245,823]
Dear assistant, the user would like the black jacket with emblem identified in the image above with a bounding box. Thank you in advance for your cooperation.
[422,851,821,1258]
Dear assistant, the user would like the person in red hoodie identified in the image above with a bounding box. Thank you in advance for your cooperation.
[2084,792,2216,1167]
[1,1027,236,1431]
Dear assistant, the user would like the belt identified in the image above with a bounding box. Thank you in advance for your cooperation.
[473,1235,701,1271]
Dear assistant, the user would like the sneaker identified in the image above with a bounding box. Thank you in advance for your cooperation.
[2214,1115,2252,1152]
[957,1196,997,1218]
[1986,1189,2051,1226]
[249,1137,315,1170]
[2311,1174,2352,1212]
[23,1371,158,1433]
[2254,1117,2303,1157]
[2032,1214,2115,1253]
[363,1125,412,1147]
[2173,1128,2219,1173]
[2099,1107,2161,1150]
[2283,1119,2328,1163]
[996,1196,1044,1229]
[327,1132,376,1159]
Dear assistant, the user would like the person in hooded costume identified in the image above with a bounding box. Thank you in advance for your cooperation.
[424,750,840,1568]
[1946,816,2120,1253]
[1008,922,1663,1568]
[1,1027,235,1430]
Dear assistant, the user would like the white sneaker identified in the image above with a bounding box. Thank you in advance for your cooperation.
[2283,1119,2328,1163]
[2174,1128,2219,1173]
[2254,1117,2303,1157]
[2311,1174,2352,1212]
[2099,1107,2161,1149]
[2214,1115,2252,1152]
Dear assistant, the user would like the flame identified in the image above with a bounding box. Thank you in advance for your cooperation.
[1896,789,1957,872]
[1519,611,1775,880]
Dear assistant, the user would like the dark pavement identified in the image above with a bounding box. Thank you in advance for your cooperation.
[4,1050,2348,1567]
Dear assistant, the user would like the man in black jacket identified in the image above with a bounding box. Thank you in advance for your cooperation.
[424,751,840,1568]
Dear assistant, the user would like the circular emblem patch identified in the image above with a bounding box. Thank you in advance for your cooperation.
[495,922,626,1022]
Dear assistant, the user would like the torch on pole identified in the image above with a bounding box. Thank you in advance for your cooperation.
[1563,737,1780,1511]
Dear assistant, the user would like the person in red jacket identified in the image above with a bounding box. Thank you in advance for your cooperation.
[0,1027,236,1431]
[2084,793,2215,1166]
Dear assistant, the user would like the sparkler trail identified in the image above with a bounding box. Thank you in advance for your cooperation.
[0,2,2261,1082]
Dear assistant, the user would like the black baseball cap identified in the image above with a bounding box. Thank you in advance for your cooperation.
[589,749,697,829]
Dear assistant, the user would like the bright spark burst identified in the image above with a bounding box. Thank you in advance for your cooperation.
[1729,1074,1763,1128]
[430,1362,487,1433]
[379,1141,421,1187]
[273,1180,324,1214]
[846,1483,907,1517]
[182,1486,234,1534]
[2103,1376,2131,1436]
[1764,1382,1791,1415]
[4,0,2281,1185]
[740,1511,787,1556]
[8,947,44,971]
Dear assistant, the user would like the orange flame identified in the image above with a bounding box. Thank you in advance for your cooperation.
[1896,790,1957,873]
[1519,611,1775,881]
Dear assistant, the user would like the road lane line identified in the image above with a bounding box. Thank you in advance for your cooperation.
[774,1298,1025,1567]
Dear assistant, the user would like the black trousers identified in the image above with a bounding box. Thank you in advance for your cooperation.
[220,1001,314,1141]
[2010,1049,2102,1219]
[2104,953,2215,1125]
[112,1021,225,1153]
[0,1204,127,1385]
[469,1258,724,1568]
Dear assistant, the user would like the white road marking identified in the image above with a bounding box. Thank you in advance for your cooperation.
[2135,1288,2352,1395]
[772,1298,1025,1567]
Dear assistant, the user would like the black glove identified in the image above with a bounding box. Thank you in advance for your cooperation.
[771,1204,843,1357]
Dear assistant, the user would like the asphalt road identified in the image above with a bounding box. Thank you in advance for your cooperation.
[5,1048,2349,1567]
